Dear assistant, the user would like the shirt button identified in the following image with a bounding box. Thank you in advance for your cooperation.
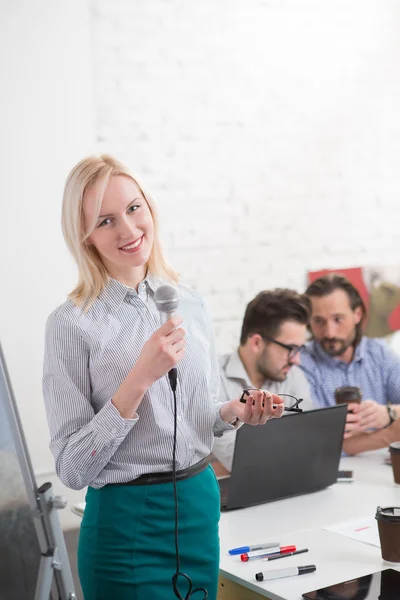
[188,443,193,450]
[177,415,182,422]
[110,428,117,435]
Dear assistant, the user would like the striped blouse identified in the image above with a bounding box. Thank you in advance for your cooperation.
[43,274,233,490]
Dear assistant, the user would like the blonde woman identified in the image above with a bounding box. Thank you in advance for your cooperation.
[43,154,284,600]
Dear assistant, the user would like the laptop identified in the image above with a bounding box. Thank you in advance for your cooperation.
[219,404,347,511]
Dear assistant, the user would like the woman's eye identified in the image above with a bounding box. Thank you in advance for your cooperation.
[127,204,139,214]
[98,218,112,228]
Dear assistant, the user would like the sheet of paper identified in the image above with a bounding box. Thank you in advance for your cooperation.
[324,515,381,548]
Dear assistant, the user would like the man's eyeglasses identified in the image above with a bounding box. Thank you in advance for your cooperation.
[240,389,304,413]
[262,336,305,361]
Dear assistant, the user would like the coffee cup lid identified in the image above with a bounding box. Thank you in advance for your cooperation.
[389,442,400,453]
[375,506,400,523]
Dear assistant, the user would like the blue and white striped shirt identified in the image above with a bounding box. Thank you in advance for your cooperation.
[43,274,233,490]
[300,337,400,409]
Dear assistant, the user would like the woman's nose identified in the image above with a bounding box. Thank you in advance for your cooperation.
[118,217,137,240]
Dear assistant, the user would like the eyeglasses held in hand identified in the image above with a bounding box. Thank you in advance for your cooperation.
[239,388,304,413]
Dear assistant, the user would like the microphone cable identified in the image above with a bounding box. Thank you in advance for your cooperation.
[168,369,208,600]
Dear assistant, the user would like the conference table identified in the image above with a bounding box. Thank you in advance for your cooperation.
[218,448,400,600]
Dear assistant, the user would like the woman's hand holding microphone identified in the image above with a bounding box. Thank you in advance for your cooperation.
[112,317,186,418]
[134,317,186,386]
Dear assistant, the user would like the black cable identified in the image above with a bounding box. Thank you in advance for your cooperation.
[168,369,208,600]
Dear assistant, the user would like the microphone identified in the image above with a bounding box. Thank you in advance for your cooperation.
[154,284,180,391]
[154,284,206,598]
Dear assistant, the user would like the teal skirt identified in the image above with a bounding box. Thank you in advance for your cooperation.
[77,465,221,600]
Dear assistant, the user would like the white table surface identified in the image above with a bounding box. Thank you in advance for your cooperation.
[219,449,400,600]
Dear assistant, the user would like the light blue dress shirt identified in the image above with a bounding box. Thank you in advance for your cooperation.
[300,337,400,408]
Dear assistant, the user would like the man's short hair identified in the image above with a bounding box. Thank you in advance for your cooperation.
[305,273,366,346]
[240,289,310,345]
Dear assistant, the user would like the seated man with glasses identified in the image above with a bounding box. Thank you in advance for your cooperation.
[212,289,313,474]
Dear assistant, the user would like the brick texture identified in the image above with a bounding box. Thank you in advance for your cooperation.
[89,0,400,351]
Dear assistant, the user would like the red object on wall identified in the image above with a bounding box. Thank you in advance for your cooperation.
[388,304,400,331]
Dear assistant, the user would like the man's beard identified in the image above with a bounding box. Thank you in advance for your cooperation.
[320,333,355,357]
[256,351,290,383]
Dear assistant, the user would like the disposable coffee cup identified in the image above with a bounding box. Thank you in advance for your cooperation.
[375,506,400,562]
[389,443,400,484]
[334,386,362,405]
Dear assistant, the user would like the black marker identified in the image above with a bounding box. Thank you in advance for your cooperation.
[255,565,316,582]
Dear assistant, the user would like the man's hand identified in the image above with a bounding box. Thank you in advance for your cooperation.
[343,415,400,456]
[349,400,390,432]
[343,406,362,439]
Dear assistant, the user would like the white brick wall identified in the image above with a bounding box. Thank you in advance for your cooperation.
[89,0,400,352]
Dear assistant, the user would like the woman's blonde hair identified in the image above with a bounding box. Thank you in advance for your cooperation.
[62,154,178,307]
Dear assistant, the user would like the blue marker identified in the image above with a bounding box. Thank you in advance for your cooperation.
[228,542,280,555]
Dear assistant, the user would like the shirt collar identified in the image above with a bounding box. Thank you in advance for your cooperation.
[310,336,366,365]
[224,349,281,390]
[224,350,253,387]
[353,336,366,361]
[99,272,164,309]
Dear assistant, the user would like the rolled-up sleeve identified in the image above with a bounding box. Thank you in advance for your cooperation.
[43,310,137,490]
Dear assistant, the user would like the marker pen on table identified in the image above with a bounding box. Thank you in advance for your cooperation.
[263,548,308,562]
[241,545,296,562]
[255,565,316,582]
[228,542,280,555]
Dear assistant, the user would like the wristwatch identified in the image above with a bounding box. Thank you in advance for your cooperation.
[386,405,399,427]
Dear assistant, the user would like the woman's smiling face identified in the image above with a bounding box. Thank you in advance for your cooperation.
[84,175,154,283]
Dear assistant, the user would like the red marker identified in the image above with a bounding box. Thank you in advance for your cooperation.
[241,545,296,562]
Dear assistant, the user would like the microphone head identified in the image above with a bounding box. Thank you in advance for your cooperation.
[154,284,180,313]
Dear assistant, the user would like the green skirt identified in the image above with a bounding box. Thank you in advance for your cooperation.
[77,465,221,600]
